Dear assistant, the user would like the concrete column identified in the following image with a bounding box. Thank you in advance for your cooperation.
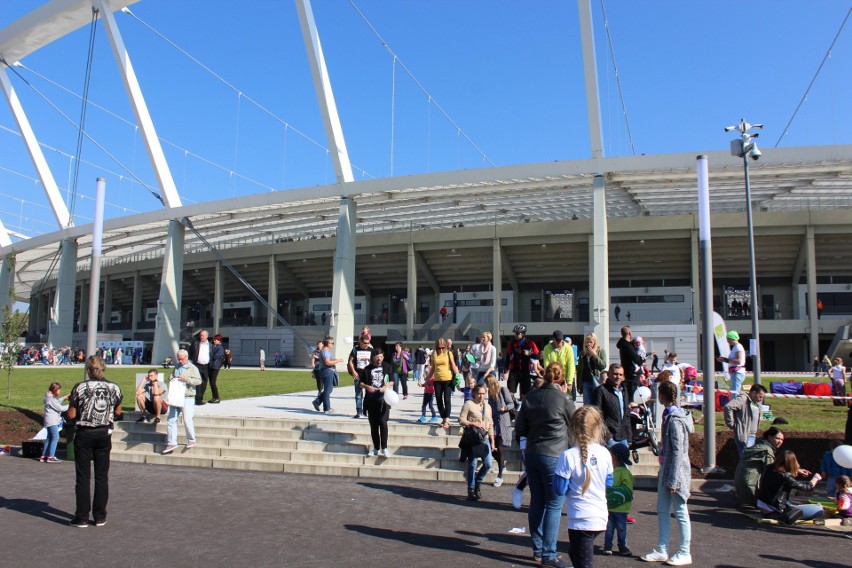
[49,238,78,347]
[0,255,15,312]
[214,261,223,333]
[131,271,142,333]
[492,238,503,354]
[101,277,113,332]
[329,197,356,363]
[590,174,609,357]
[152,220,185,363]
[805,226,819,361]
[268,256,278,329]
[406,243,417,341]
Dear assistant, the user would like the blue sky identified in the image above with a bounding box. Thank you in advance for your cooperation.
[1,1,851,238]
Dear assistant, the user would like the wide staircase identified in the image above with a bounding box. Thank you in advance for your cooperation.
[111,412,660,487]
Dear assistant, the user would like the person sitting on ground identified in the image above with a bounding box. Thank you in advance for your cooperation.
[756,450,823,523]
[724,384,768,457]
[819,440,852,497]
[734,427,786,506]
[135,369,166,424]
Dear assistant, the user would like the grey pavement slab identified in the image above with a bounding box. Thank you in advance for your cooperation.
[1,454,849,568]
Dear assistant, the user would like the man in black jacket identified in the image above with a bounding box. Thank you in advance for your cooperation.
[616,326,644,402]
[592,364,632,447]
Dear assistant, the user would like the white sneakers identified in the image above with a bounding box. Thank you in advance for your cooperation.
[640,550,692,566]
[640,549,668,562]
[380,448,390,458]
[665,553,692,566]
[493,477,504,487]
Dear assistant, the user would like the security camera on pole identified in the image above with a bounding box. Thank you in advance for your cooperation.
[725,119,762,385]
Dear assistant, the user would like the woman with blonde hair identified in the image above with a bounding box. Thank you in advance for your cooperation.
[486,373,516,487]
[554,406,612,568]
[577,332,607,406]
[426,337,459,429]
[478,331,497,383]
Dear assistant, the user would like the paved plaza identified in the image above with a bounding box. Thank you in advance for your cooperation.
[2,441,850,567]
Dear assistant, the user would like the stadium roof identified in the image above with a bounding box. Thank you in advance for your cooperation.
[4,143,852,298]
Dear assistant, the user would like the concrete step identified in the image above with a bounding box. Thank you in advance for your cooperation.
[113,411,661,484]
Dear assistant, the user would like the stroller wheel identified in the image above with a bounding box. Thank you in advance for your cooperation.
[649,433,659,456]
[632,450,639,464]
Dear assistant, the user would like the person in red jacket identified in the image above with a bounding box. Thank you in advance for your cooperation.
[503,324,540,399]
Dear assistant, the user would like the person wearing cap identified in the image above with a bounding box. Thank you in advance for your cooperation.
[717,330,746,394]
[206,334,226,403]
[604,443,634,557]
[541,331,576,400]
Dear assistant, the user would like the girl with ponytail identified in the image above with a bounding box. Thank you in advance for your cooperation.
[554,406,613,567]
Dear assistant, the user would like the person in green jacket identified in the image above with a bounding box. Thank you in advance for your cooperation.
[734,427,785,505]
[541,330,577,399]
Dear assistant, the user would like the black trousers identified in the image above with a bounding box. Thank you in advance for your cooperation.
[208,366,221,399]
[364,397,389,450]
[434,380,454,420]
[568,528,602,568]
[74,426,112,522]
[195,363,210,403]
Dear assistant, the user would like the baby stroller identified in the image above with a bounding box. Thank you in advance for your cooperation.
[628,387,658,464]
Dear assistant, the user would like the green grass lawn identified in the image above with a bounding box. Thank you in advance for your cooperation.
[692,375,849,433]
[0,366,316,413]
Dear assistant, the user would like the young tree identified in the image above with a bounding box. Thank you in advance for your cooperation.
[0,255,28,398]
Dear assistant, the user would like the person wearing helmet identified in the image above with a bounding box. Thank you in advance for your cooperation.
[503,324,540,399]
[717,330,746,394]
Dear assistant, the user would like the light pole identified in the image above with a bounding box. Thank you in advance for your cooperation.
[725,119,762,385]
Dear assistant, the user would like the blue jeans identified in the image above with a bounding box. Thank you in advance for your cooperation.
[466,447,492,489]
[792,503,824,520]
[582,381,596,406]
[604,512,628,549]
[734,434,756,457]
[43,424,60,458]
[314,369,336,412]
[392,372,408,397]
[730,370,745,394]
[656,478,691,556]
[352,375,363,414]
[525,453,565,560]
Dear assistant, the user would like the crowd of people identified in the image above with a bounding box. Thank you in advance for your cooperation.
[29,320,852,564]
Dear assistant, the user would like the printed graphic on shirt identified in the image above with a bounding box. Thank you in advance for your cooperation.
[353,349,372,370]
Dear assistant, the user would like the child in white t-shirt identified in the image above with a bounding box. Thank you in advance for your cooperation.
[554,405,613,567]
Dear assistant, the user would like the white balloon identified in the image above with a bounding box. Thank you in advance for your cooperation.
[383,389,400,407]
[634,386,652,404]
[833,444,852,469]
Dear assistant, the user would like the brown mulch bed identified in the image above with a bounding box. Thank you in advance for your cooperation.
[0,408,49,447]
[689,429,840,478]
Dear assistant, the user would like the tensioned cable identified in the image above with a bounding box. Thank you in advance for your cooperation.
[67,8,99,225]
[599,0,636,156]
[1,59,166,206]
[12,65,304,191]
[121,7,372,181]
[774,5,852,147]
[347,0,495,167]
